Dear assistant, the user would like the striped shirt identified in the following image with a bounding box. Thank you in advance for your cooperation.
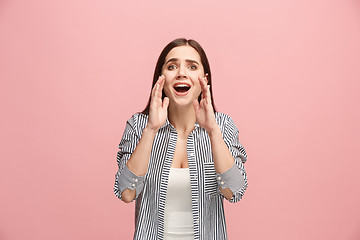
[114,112,248,240]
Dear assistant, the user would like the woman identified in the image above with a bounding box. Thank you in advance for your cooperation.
[114,38,248,240]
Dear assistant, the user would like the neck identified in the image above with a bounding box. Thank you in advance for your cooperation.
[168,103,196,135]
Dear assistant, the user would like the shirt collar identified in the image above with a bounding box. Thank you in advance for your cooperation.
[159,118,171,130]
[159,117,200,130]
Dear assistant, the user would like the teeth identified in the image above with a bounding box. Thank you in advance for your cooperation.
[175,84,190,87]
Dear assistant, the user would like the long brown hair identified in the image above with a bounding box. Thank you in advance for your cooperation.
[141,38,217,115]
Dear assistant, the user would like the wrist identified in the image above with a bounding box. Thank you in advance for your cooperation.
[207,125,222,138]
[144,125,159,136]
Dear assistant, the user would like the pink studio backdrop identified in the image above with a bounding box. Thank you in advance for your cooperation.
[1,0,360,239]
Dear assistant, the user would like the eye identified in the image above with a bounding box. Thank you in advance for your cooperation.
[189,65,197,70]
[168,64,177,70]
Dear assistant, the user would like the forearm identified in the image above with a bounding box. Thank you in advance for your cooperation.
[120,126,157,203]
[208,125,239,200]
[126,126,158,176]
[208,125,235,174]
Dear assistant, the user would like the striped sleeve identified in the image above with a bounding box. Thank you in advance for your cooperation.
[114,114,145,202]
[219,115,248,203]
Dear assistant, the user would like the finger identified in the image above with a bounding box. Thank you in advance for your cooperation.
[156,75,166,99]
[151,75,162,98]
[158,75,166,98]
[162,96,169,109]
[151,84,159,104]
[205,73,209,84]
[206,85,211,104]
[201,76,209,100]
[201,75,207,89]
[198,76,207,100]
[192,99,200,114]
[197,76,203,100]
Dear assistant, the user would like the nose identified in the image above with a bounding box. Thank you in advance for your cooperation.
[176,65,187,79]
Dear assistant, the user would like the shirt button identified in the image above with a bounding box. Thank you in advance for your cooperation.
[131,183,135,187]
[217,176,221,180]
[220,181,224,185]
[134,178,138,183]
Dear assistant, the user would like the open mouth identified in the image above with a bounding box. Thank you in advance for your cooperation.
[174,83,191,93]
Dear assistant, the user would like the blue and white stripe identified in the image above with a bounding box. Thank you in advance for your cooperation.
[114,112,248,240]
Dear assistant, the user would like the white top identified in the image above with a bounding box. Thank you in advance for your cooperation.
[163,167,194,240]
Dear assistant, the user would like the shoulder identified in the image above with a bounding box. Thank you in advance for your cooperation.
[214,111,236,128]
[214,111,240,137]
[126,112,149,135]
[128,112,149,123]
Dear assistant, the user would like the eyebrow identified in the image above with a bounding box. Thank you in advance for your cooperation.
[165,58,199,65]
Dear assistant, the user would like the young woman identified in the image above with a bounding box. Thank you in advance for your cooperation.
[114,38,248,240]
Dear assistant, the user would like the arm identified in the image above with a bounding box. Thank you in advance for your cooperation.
[119,125,158,203]
[113,115,151,203]
[193,75,248,202]
[208,125,237,200]
[114,75,169,203]
[209,116,248,202]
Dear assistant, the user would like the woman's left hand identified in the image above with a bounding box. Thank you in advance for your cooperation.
[193,74,218,134]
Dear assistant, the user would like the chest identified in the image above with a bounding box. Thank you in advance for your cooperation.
[145,129,220,196]
[147,128,214,175]
[171,135,189,168]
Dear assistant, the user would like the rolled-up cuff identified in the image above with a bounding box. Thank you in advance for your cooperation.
[117,164,145,200]
[216,162,245,194]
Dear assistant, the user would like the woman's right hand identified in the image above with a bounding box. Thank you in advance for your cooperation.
[146,75,169,131]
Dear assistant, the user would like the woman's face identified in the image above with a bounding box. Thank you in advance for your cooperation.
[161,45,205,107]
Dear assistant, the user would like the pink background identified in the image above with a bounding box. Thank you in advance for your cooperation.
[1,0,360,239]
